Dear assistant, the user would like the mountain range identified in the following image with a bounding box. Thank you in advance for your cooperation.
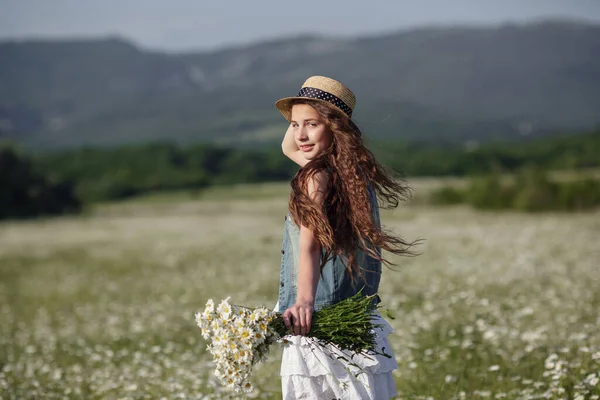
[1,19,599,150]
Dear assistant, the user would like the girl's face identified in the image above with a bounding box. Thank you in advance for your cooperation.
[290,103,333,160]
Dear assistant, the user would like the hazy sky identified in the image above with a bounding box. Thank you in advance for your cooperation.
[1,0,599,51]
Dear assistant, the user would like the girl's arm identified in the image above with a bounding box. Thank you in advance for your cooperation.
[282,124,309,167]
[282,171,327,335]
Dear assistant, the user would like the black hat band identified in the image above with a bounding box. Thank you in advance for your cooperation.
[297,87,353,117]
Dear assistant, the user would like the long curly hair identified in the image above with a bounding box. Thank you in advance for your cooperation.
[287,99,423,279]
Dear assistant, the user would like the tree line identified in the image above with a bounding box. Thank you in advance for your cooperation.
[430,165,600,212]
[1,128,599,219]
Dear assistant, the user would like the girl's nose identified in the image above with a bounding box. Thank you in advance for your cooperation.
[296,127,308,140]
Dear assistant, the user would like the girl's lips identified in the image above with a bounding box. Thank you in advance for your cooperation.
[299,144,314,152]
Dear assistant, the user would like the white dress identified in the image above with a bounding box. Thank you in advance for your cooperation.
[274,301,398,400]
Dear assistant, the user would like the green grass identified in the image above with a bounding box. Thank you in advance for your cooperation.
[100,181,292,205]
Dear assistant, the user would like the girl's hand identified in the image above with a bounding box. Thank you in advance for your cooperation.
[282,124,298,153]
[282,301,314,336]
[281,124,309,167]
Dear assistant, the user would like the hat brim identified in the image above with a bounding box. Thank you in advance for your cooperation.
[274,97,348,123]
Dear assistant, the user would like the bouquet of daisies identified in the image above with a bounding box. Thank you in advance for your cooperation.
[195,291,386,393]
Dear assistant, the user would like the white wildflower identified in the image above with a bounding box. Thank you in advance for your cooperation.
[585,373,598,387]
[200,327,210,340]
[205,298,215,313]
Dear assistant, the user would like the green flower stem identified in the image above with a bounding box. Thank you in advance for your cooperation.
[270,291,383,355]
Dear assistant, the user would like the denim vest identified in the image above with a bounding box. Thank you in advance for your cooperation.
[277,184,382,313]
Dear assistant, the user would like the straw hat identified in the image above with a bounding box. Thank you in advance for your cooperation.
[275,76,356,122]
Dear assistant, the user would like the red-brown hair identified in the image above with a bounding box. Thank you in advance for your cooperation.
[288,99,423,278]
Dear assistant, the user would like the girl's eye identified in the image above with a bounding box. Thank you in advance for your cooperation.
[309,123,317,127]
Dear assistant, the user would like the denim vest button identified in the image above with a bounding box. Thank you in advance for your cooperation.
[281,249,285,254]
[280,281,284,287]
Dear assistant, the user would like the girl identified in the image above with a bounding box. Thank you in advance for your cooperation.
[274,76,420,399]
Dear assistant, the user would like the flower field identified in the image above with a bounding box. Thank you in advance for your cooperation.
[1,181,599,399]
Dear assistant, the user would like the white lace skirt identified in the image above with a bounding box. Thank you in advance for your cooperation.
[274,301,398,400]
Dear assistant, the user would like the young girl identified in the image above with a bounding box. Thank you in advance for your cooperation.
[273,76,419,399]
